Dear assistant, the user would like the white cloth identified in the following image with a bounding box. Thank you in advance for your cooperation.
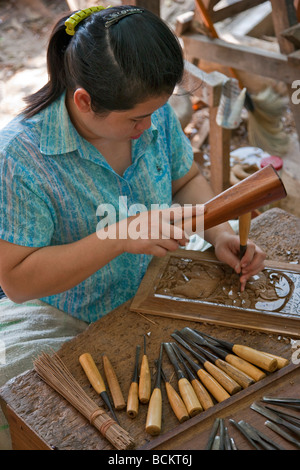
[0,298,88,450]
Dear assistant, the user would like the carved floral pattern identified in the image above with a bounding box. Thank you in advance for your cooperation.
[154,257,300,315]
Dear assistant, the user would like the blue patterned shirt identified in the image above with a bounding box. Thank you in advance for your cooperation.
[0,93,193,322]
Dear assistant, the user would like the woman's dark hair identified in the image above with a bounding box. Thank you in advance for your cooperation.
[23,6,184,118]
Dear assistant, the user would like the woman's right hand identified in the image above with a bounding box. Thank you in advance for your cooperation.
[99,205,200,257]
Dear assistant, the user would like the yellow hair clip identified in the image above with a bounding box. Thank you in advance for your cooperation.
[65,6,107,36]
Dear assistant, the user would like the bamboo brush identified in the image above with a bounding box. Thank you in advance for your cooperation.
[195,0,289,156]
[34,351,135,450]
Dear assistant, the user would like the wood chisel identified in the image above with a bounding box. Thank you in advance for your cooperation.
[127,345,140,418]
[264,404,300,426]
[172,333,241,395]
[185,328,267,382]
[238,420,285,450]
[238,212,251,260]
[139,334,151,404]
[178,329,255,388]
[145,344,163,435]
[229,418,260,450]
[79,352,120,424]
[160,366,189,423]
[102,354,126,410]
[171,343,214,411]
[251,402,300,437]
[191,330,278,372]
[224,426,232,450]
[261,352,289,369]
[205,418,220,450]
[218,418,225,450]
[262,396,300,410]
[170,342,230,403]
[265,420,300,449]
[163,342,202,417]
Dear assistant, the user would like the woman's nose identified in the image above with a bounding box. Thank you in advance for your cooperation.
[135,116,151,131]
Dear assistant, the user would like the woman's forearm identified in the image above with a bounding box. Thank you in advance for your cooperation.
[1,232,124,303]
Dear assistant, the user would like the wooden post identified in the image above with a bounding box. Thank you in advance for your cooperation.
[182,61,232,193]
[209,107,231,194]
[271,0,300,143]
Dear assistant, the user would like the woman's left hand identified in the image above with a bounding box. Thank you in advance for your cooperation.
[213,231,266,292]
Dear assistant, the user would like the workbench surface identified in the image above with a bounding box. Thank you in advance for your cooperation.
[0,208,299,450]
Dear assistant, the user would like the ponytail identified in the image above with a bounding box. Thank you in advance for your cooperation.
[23,16,72,118]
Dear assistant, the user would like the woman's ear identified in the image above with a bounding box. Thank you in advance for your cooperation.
[73,88,92,113]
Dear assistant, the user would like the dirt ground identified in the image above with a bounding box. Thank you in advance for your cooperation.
[0,0,299,218]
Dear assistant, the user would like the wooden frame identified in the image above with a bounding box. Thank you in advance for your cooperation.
[130,250,300,338]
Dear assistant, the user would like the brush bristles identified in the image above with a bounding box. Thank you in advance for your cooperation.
[34,351,135,450]
[248,87,290,156]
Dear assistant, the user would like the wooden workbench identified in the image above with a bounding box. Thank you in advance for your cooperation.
[0,208,299,451]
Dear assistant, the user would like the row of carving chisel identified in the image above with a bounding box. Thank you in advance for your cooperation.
[77,327,291,438]
[131,327,290,436]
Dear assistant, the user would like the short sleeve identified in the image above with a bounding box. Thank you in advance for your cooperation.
[0,153,54,247]
[163,102,194,181]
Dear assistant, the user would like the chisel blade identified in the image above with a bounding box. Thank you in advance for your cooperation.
[265,420,300,449]
[251,402,300,437]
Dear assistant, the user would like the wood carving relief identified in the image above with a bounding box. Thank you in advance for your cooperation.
[130,251,300,337]
[154,257,300,316]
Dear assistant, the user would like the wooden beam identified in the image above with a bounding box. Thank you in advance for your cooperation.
[183,61,231,192]
[271,0,297,54]
[270,0,300,143]
[209,0,267,23]
[181,33,300,83]
[209,107,231,193]
[281,23,300,49]
[183,60,225,107]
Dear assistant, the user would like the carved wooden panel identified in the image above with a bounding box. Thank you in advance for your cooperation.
[130,250,300,337]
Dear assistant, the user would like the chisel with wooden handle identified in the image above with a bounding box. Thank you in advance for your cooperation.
[179,329,255,388]
[189,329,266,381]
[172,333,241,395]
[172,343,214,410]
[163,343,202,417]
[193,342,252,390]
[239,212,251,260]
[139,335,151,404]
[79,352,119,424]
[127,345,140,418]
[263,352,289,369]
[160,366,189,423]
[192,330,278,372]
[103,354,126,410]
[172,343,230,403]
[145,344,163,435]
